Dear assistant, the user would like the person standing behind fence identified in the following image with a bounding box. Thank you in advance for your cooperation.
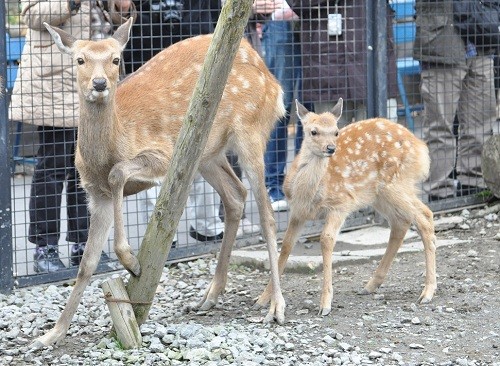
[413,0,496,201]
[251,0,308,212]
[9,0,135,273]
[288,0,398,127]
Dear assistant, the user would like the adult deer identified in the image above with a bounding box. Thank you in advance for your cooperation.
[34,19,286,348]
[255,99,437,316]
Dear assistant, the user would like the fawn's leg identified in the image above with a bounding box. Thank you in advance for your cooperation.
[318,213,347,316]
[412,200,437,303]
[108,149,168,276]
[361,218,411,295]
[31,196,113,349]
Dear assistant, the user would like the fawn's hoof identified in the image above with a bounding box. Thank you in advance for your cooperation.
[357,288,372,296]
[318,307,332,316]
[197,299,217,312]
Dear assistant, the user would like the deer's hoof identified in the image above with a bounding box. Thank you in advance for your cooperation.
[125,257,141,277]
[318,307,332,317]
[357,288,372,296]
[29,340,47,351]
[263,310,285,325]
[197,299,217,312]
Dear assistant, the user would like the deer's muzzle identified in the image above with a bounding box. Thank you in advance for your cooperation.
[93,78,107,92]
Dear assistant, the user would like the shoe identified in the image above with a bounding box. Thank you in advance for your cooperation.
[268,187,289,212]
[457,184,487,197]
[271,199,289,212]
[70,243,112,267]
[237,217,260,238]
[428,194,453,202]
[33,245,66,273]
[189,226,224,242]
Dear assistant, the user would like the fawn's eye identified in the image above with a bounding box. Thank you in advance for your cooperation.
[113,58,120,65]
[335,131,339,137]
[77,58,84,65]
[311,130,318,136]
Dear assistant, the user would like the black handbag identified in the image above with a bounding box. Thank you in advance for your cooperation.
[453,0,500,50]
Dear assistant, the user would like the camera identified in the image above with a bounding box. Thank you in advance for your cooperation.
[150,0,184,24]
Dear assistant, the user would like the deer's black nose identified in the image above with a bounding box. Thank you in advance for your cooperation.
[93,78,107,92]
[326,145,336,155]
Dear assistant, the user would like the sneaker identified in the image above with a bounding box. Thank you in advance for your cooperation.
[33,245,66,273]
[237,217,260,238]
[268,187,289,212]
[189,226,224,242]
[271,199,289,212]
[70,243,112,268]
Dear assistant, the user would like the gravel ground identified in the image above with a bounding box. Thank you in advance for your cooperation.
[1,205,499,366]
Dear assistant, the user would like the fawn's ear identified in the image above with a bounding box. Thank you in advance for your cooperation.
[331,98,343,120]
[112,18,134,50]
[44,22,76,56]
[295,99,311,121]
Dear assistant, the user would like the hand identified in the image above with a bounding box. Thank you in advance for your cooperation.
[273,8,299,20]
[252,0,282,15]
[114,0,132,13]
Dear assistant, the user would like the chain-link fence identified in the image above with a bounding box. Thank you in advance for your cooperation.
[1,0,497,292]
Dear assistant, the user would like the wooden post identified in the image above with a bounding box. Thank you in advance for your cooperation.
[102,277,142,349]
[125,0,254,327]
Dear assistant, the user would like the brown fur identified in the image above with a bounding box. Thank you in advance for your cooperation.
[33,19,287,349]
[255,99,437,316]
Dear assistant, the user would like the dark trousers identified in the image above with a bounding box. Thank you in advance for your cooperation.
[28,126,89,247]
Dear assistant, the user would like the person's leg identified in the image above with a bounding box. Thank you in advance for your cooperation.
[65,128,90,244]
[457,56,495,191]
[188,174,224,242]
[262,21,295,211]
[29,126,67,272]
[420,65,466,200]
[222,153,260,237]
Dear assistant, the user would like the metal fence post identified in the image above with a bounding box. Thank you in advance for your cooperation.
[366,0,389,118]
[374,0,388,118]
[0,0,15,294]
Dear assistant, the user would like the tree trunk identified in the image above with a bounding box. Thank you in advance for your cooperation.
[125,0,253,327]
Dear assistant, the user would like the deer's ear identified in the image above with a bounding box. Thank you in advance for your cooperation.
[295,99,311,121]
[112,18,133,50]
[331,98,343,120]
[44,22,76,56]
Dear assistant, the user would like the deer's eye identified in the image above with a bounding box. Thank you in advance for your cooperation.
[113,58,120,65]
[311,130,318,136]
[77,58,84,65]
[335,131,339,137]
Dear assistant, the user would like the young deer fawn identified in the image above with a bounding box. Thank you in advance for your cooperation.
[255,99,437,316]
[35,19,287,348]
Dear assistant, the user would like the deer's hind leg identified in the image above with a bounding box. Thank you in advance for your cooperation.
[107,149,169,276]
[191,156,247,311]
[237,142,285,324]
[412,199,436,303]
[254,213,307,309]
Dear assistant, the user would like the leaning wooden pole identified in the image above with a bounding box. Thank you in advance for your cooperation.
[125,0,253,327]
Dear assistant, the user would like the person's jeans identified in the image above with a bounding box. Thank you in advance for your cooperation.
[262,21,305,200]
[29,126,89,247]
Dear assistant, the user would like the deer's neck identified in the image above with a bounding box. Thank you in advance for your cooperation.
[289,150,329,218]
[77,97,122,167]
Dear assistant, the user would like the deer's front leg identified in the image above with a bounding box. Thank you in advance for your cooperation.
[108,150,169,276]
[31,197,113,349]
[318,213,346,316]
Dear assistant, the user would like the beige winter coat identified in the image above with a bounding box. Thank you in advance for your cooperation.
[9,0,134,128]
